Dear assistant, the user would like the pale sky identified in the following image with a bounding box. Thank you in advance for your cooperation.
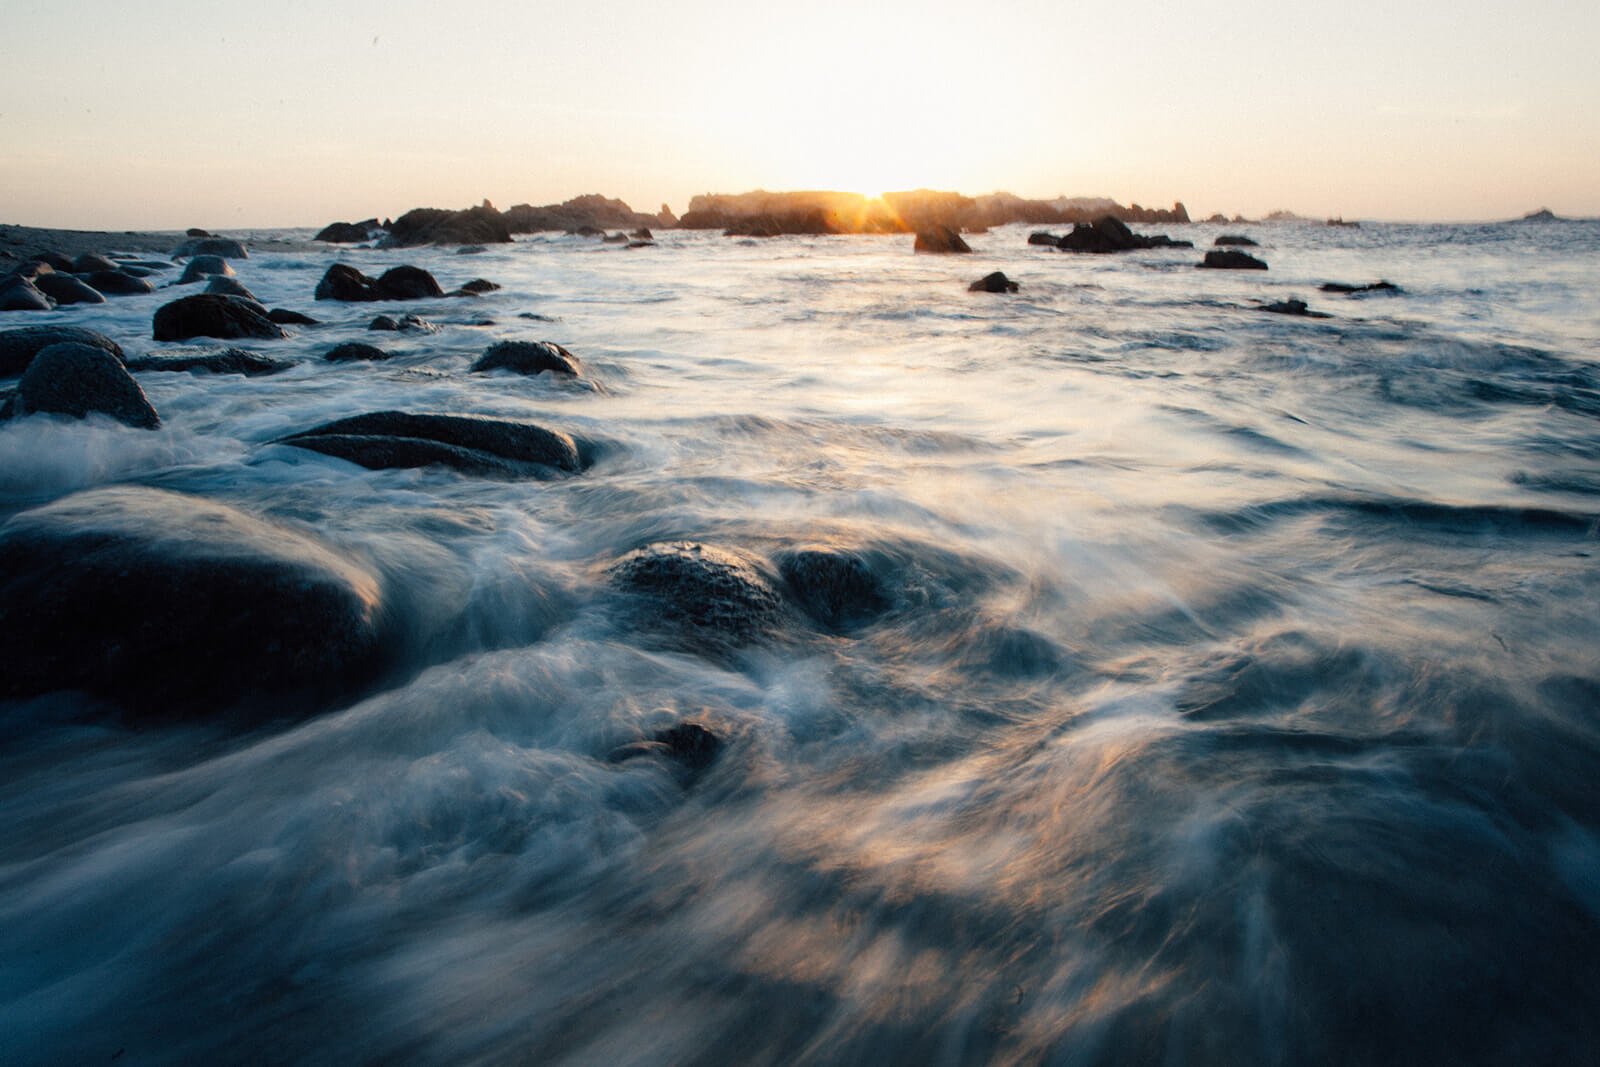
[3,0,1597,228]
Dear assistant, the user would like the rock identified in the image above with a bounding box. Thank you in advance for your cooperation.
[1519,208,1562,222]
[914,225,973,254]
[152,294,287,341]
[0,326,125,376]
[83,270,156,296]
[459,278,500,294]
[268,308,319,325]
[71,253,120,274]
[277,411,582,477]
[1321,280,1400,295]
[370,265,442,299]
[33,273,107,305]
[1258,299,1330,318]
[16,342,161,428]
[313,263,444,301]
[626,240,654,249]
[324,342,390,362]
[1056,216,1192,253]
[776,547,889,631]
[602,232,629,244]
[383,205,512,247]
[186,227,213,238]
[609,541,785,646]
[126,349,294,376]
[170,237,249,260]
[1027,232,1061,246]
[608,721,723,778]
[1214,234,1258,246]
[0,278,55,312]
[630,227,653,240]
[1200,250,1269,270]
[471,340,581,376]
[368,313,437,333]
[314,263,377,301]
[0,487,386,715]
[314,219,382,243]
[969,271,1019,293]
[32,251,76,272]
[177,255,235,284]
[456,245,488,255]
[205,275,258,302]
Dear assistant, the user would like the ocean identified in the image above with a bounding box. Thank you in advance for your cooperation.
[2,219,1598,1064]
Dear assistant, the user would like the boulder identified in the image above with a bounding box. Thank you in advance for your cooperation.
[1027,232,1061,246]
[368,313,438,333]
[968,271,1019,293]
[372,265,443,300]
[1259,299,1330,318]
[205,275,258,302]
[314,263,378,301]
[1214,234,1258,246]
[0,326,125,376]
[170,237,249,260]
[1,278,57,312]
[32,251,76,272]
[1200,250,1269,270]
[776,546,889,632]
[1321,280,1400,295]
[383,205,512,247]
[630,228,654,241]
[324,342,390,362]
[177,255,235,284]
[71,253,120,274]
[33,273,106,306]
[913,225,972,254]
[126,349,294,376]
[15,342,161,428]
[83,270,156,296]
[277,411,583,477]
[607,721,723,779]
[313,263,444,301]
[314,219,382,243]
[0,486,386,715]
[471,340,581,376]
[459,278,500,294]
[268,308,320,325]
[152,294,287,341]
[1056,216,1192,253]
[186,227,213,238]
[609,541,785,646]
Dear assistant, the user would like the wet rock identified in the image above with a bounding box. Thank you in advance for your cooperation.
[152,294,287,341]
[314,219,382,243]
[630,227,654,241]
[0,486,386,716]
[267,308,320,326]
[1215,234,1258,246]
[368,313,438,333]
[608,721,723,778]
[177,256,235,284]
[71,253,120,274]
[33,251,76,272]
[0,326,124,376]
[170,237,249,260]
[324,342,390,362]
[459,278,500,294]
[969,271,1019,293]
[1027,232,1061,246]
[627,240,654,249]
[126,348,294,376]
[472,340,581,376]
[315,264,379,301]
[84,270,156,296]
[277,411,582,477]
[383,205,512,247]
[777,546,890,632]
[1259,299,1331,318]
[914,225,972,254]
[1200,250,1269,270]
[0,278,57,312]
[313,263,444,302]
[602,232,629,244]
[16,342,161,428]
[185,227,212,238]
[1056,216,1193,253]
[609,541,785,646]
[374,265,445,300]
[205,275,258,302]
[1321,280,1400,295]
[33,273,106,306]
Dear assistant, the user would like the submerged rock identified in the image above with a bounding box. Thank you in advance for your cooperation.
[777,546,890,632]
[608,721,724,779]
[1259,299,1331,318]
[16,343,161,428]
[1200,250,1269,270]
[0,325,124,376]
[472,340,581,376]
[0,487,385,716]
[914,225,972,254]
[152,294,287,341]
[609,541,785,646]
[1214,234,1258,246]
[1321,280,1400,294]
[126,348,294,376]
[268,308,320,325]
[324,342,390,362]
[277,411,583,477]
[314,263,444,302]
[969,271,1019,293]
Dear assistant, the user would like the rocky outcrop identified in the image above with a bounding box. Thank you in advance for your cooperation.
[315,219,383,243]
[152,294,287,341]
[277,411,583,477]
[1054,216,1193,253]
[0,326,124,376]
[609,541,786,647]
[471,340,581,376]
[914,225,972,254]
[969,271,1019,293]
[1200,250,1269,270]
[0,487,386,716]
[382,206,512,247]
[13,343,160,427]
[503,194,663,234]
[314,263,445,302]
[126,349,294,376]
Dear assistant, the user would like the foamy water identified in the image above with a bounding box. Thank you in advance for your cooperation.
[2,220,1598,1064]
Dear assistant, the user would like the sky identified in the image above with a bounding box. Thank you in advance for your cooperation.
[3,0,1598,228]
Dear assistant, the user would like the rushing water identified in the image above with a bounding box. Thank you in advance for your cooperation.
[2,220,1598,1065]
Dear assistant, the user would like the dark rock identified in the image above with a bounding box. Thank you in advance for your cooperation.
[608,721,723,776]
[205,275,258,302]
[314,263,378,301]
[626,240,654,249]
[1258,299,1330,318]
[914,225,972,254]
[0,326,125,376]
[324,342,390,362]
[630,227,653,240]
[456,245,488,255]
[267,308,320,325]
[472,340,581,376]
[368,313,437,333]
[178,256,235,284]
[1519,208,1562,222]
[152,294,287,341]
[1214,234,1258,246]
[313,263,445,302]
[1027,232,1061,246]
[460,278,500,293]
[1320,280,1400,295]
[0,278,55,312]
[314,219,382,243]
[84,270,156,296]
[170,237,248,260]
[368,315,399,331]
[1056,216,1191,253]
[277,411,582,477]
[16,343,160,428]
[609,541,785,646]
[34,273,106,305]
[571,226,603,238]
[33,251,76,272]
[126,349,294,376]
[1200,250,1269,270]
[373,265,444,299]
[777,547,889,631]
[383,205,512,247]
[602,232,629,244]
[968,271,1019,293]
[0,486,386,716]
[185,227,212,238]
[71,253,120,274]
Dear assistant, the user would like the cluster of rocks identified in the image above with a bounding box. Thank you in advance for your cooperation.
[2,251,166,311]
[313,196,672,248]
[1030,216,1194,254]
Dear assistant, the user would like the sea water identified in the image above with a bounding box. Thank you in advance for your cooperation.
[2,221,1598,1064]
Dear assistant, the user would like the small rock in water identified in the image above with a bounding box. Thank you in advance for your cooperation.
[277,411,583,477]
[153,294,286,341]
[32,251,76,272]
[914,225,972,254]
[178,256,235,284]
[607,721,724,778]
[0,277,55,312]
[16,342,161,428]
[71,253,120,274]
[314,263,444,302]
[33,273,106,305]
[472,340,581,376]
[969,271,1019,293]
[185,227,213,238]
[368,313,438,333]
[777,546,890,631]
[1214,234,1259,246]
[170,237,249,260]
[1027,232,1061,246]
[314,219,381,243]
[205,275,258,302]
[1200,249,1269,270]
[1258,299,1330,318]
[459,278,500,294]
[1321,280,1400,294]
[0,325,124,375]
[127,348,294,376]
[268,308,320,325]
[609,541,786,647]
[83,270,156,296]
[325,341,390,362]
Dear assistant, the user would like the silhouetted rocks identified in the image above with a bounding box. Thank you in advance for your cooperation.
[1518,208,1563,222]
[459,278,500,294]
[678,189,1190,234]
[1214,234,1258,246]
[34,273,106,305]
[153,294,287,341]
[83,270,156,296]
[324,342,390,362]
[914,225,972,254]
[15,342,160,428]
[171,237,248,260]
[608,721,724,778]
[472,340,581,376]
[186,227,212,238]
[0,486,386,716]
[177,255,235,284]
[33,251,76,272]
[383,205,512,247]
[267,308,320,325]
[1259,299,1330,318]
[1200,250,1268,270]
[777,546,889,632]
[503,194,664,234]
[1054,216,1193,253]
[278,411,582,477]
[315,219,383,243]
[609,541,785,646]
[0,277,54,312]
[0,326,124,376]
[126,349,294,376]
[314,263,445,301]
[1028,232,1061,246]
[1321,280,1400,294]
[969,271,1019,293]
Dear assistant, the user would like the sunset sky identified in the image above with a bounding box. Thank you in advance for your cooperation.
[4,0,1597,228]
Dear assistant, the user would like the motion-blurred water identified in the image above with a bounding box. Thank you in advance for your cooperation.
[2,220,1598,1065]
